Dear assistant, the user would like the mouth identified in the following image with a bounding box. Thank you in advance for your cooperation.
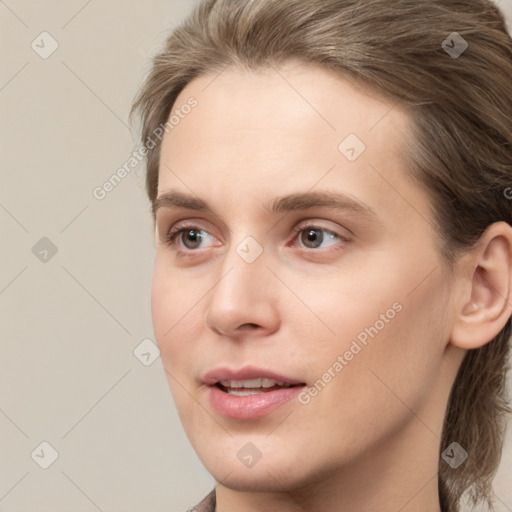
[215,378,304,396]
[203,367,307,419]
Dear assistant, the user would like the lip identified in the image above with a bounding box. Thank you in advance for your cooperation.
[203,365,306,420]
[202,365,305,386]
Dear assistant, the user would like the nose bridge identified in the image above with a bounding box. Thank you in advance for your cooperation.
[205,234,279,336]
[213,235,268,304]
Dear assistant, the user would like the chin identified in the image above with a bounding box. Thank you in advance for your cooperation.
[210,465,306,492]
[197,446,320,493]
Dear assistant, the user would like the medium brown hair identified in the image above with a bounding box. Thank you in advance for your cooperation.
[131,1,512,510]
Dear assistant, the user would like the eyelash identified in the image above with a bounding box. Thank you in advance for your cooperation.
[290,225,348,250]
[164,225,210,252]
[164,223,349,255]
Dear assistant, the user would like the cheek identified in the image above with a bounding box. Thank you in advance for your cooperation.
[279,266,406,354]
[151,256,203,372]
[291,261,449,422]
[151,263,206,427]
[318,273,448,434]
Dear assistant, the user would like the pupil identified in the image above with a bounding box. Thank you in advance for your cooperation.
[302,229,323,248]
[184,230,202,249]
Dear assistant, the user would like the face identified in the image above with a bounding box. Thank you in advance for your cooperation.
[151,61,458,492]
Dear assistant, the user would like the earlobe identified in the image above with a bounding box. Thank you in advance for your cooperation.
[451,222,512,350]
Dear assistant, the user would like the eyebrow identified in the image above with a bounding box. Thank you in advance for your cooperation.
[153,190,377,219]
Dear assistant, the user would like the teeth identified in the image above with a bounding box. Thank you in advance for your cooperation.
[226,388,265,396]
[219,378,292,389]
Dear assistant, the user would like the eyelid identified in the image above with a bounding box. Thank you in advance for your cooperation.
[292,219,352,240]
[166,223,219,250]
[288,223,350,252]
[158,216,218,243]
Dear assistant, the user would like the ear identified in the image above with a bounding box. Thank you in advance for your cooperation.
[450,221,512,350]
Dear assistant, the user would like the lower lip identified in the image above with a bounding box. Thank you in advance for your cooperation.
[207,385,305,419]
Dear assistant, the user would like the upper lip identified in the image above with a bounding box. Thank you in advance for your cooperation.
[203,365,306,386]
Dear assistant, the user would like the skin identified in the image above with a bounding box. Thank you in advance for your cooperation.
[151,61,512,512]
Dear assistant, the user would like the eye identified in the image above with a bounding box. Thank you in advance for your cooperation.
[162,222,349,254]
[165,225,217,251]
[292,225,347,250]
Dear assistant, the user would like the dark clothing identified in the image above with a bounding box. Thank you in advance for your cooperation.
[190,489,216,512]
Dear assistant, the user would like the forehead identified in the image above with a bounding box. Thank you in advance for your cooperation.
[160,61,410,174]
[168,61,407,143]
[156,61,432,231]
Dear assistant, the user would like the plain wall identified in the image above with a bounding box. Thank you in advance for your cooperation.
[0,1,511,511]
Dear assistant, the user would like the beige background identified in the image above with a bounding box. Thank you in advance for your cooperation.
[0,1,511,511]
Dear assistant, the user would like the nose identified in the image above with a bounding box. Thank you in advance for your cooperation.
[204,246,280,339]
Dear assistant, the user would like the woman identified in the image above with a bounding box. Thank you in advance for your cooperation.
[131,1,512,511]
